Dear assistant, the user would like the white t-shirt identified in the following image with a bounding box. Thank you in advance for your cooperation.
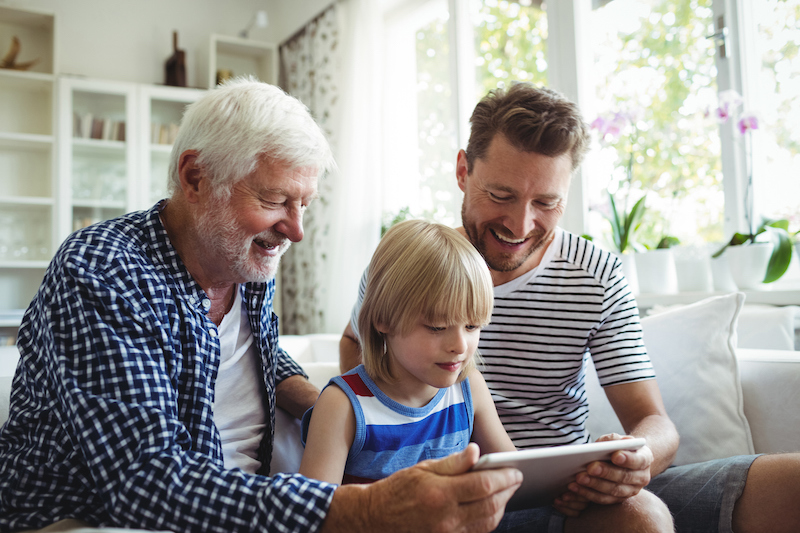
[214,287,268,473]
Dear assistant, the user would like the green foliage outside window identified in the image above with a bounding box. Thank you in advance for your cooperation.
[591,0,723,248]
[474,0,548,93]
[471,0,723,249]
[412,0,730,248]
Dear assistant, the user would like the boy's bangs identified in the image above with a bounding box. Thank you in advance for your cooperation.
[423,271,492,327]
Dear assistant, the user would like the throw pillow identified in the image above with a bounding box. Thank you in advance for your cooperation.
[585,292,755,466]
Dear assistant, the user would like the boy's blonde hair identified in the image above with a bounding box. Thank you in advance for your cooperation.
[358,219,494,383]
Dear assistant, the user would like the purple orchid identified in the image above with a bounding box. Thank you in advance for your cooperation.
[737,113,759,134]
[591,111,634,144]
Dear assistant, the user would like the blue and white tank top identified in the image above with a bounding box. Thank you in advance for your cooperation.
[304,365,474,484]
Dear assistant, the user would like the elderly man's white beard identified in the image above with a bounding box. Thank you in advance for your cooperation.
[196,196,290,283]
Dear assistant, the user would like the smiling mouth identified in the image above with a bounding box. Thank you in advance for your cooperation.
[254,238,279,251]
[491,229,527,245]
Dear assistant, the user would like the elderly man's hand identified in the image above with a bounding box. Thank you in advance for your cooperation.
[322,443,522,533]
[559,434,653,509]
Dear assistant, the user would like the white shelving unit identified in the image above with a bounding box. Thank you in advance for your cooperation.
[0,6,56,328]
[56,78,207,244]
[208,34,278,88]
[138,84,206,207]
[57,77,138,243]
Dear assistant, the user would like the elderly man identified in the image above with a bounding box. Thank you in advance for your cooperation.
[341,82,800,532]
[0,78,521,533]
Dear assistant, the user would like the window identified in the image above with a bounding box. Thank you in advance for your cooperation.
[472,0,548,93]
[583,0,723,249]
[747,0,800,232]
[380,0,799,253]
[382,0,460,230]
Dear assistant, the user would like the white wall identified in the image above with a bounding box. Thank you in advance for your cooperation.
[269,0,335,43]
[0,0,332,87]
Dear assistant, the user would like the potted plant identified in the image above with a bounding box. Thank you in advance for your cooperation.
[591,110,647,292]
[712,217,793,288]
[708,91,793,289]
[635,235,679,295]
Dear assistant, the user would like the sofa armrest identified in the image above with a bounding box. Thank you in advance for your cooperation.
[737,348,800,454]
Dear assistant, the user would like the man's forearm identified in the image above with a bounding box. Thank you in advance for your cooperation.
[629,414,679,477]
[339,325,362,374]
[275,374,320,419]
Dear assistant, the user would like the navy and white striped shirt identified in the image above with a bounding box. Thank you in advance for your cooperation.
[0,203,335,533]
[479,229,654,449]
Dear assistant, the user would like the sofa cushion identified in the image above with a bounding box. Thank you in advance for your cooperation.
[737,349,800,454]
[585,292,755,466]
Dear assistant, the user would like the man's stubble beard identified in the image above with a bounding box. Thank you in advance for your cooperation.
[196,198,290,283]
[461,201,549,274]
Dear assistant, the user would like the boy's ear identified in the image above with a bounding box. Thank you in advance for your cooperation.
[375,323,390,334]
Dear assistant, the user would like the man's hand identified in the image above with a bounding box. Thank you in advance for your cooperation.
[322,443,522,533]
[561,434,653,508]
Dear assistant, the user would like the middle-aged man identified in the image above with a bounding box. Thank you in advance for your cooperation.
[0,78,524,533]
[341,82,800,532]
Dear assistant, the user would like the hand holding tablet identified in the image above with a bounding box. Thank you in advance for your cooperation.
[471,438,647,511]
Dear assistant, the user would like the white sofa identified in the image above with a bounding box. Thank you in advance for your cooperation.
[275,293,800,470]
[2,294,799,474]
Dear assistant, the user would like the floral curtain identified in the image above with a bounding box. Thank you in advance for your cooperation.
[278,4,339,335]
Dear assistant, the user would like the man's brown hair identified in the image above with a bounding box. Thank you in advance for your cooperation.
[465,83,590,173]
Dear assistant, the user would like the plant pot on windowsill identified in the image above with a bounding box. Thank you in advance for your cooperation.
[617,252,639,295]
[795,241,800,270]
[635,236,679,295]
[673,244,714,293]
[725,242,773,290]
[712,218,792,290]
[635,248,678,294]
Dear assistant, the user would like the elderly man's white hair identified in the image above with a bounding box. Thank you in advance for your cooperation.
[167,76,335,199]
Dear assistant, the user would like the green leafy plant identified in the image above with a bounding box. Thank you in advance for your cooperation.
[592,110,648,254]
[712,217,792,283]
[607,192,646,254]
[708,91,792,284]
[656,236,680,249]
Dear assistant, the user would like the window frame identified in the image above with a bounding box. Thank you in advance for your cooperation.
[390,0,756,239]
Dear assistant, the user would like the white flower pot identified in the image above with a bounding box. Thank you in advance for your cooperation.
[726,242,773,290]
[710,254,738,292]
[674,255,714,293]
[796,242,800,269]
[618,253,639,295]
[635,249,678,295]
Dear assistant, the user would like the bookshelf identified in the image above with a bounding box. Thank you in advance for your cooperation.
[0,5,56,327]
[208,34,278,88]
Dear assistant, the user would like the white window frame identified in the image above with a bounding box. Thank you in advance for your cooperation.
[387,0,754,239]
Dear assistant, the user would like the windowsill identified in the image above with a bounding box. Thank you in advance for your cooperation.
[636,278,800,309]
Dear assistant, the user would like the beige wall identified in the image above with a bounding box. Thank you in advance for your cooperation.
[0,0,332,87]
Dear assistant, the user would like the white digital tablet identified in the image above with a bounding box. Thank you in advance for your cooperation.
[472,438,647,511]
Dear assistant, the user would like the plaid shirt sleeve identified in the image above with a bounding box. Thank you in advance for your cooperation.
[0,214,337,533]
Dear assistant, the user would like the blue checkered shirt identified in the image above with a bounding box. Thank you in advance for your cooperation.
[0,203,336,532]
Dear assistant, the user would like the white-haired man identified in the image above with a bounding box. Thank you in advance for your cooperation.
[0,78,521,533]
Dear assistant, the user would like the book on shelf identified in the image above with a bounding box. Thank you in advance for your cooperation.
[90,118,104,140]
[151,122,179,145]
[72,112,126,142]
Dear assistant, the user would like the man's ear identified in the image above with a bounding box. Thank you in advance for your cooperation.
[177,150,204,203]
[456,149,469,193]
